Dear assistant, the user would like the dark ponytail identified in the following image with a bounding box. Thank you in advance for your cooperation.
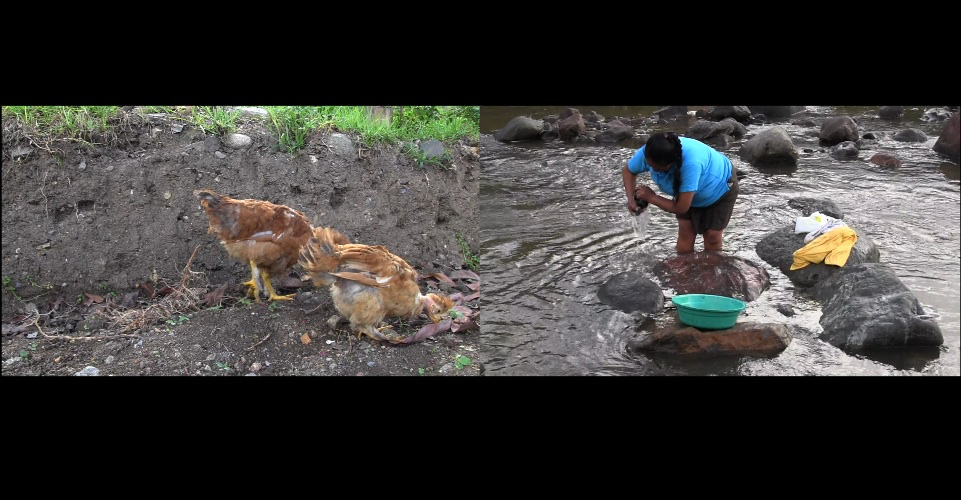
[645,132,684,204]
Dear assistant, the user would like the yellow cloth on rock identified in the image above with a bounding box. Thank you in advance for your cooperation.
[790,227,858,270]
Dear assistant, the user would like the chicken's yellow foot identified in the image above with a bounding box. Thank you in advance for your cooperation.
[243,261,261,301]
[363,326,404,344]
[262,271,295,302]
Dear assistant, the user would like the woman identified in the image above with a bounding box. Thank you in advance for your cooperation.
[622,132,738,253]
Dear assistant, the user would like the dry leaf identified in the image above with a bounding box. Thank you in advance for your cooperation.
[204,284,228,307]
[81,293,104,307]
[299,333,312,345]
[451,319,478,332]
[429,272,456,286]
[449,270,480,281]
[402,319,453,344]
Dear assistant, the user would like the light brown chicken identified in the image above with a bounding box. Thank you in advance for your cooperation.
[298,226,454,343]
[195,189,318,302]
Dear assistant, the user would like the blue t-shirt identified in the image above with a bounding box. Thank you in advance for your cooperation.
[627,137,733,207]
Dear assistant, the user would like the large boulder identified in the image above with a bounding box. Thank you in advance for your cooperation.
[932,112,959,160]
[813,263,943,349]
[597,272,664,314]
[627,322,791,357]
[893,129,928,142]
[755,225,880,287]
[739,126,799,168]
[819,116,859,145]
[708,106,752,123]
[878,106,903,119]
[557,111,585,141]
[653,252,770,302]
[595,125,635,143]
[787,197,845,219]
[493,116,544,142]
[686,119,731,142]
[830,141,860,160]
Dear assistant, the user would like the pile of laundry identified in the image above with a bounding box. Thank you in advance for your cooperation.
[790,212,858,270]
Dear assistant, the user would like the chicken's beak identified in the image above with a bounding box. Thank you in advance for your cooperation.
[424,296,440,323]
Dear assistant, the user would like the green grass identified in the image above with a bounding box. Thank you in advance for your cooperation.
[263,105,479,154]
[2,105,480,157]
[189,106,241,136]
[2,106,121,143]
[455,233,479,271]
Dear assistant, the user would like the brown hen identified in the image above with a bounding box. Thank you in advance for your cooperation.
[298,226,454,343]
[195,189,318,302]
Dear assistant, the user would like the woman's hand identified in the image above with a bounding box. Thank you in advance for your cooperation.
[635,185,656,203]
[627,198,641,215]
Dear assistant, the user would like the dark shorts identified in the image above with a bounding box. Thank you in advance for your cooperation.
[676,164,739,235]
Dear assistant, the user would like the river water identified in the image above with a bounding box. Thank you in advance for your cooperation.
[478,106,959,376]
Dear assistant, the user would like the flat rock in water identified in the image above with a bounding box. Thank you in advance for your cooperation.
[654,252,770,302]
[627,322,791,357]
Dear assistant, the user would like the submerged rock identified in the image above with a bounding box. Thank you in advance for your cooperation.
[597,272,664,314]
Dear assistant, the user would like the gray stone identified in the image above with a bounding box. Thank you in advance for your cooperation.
[708,106,752,123]
[235,107,269,118]
[75,366,100,376]
[820,116,859,145]
[813,263,943,349]
[493,116,544,142]
[11,146,32,158]
[933,112,959,160]
[878,106,903,119]
[893,129,927,142]
[740,126,799,167]
[418,139,446,159]
[327,133,355,158]
[831,141,860,160]
[597,272,664,314]
[787,198,845,219]
[224,133,252,149]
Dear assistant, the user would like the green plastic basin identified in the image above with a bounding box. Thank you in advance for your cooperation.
[671,294,747,330]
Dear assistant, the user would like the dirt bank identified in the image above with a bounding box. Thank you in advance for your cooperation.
[1,110,480,376]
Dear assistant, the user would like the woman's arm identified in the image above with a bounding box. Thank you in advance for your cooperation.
[622,165,641,214]
[636,185,693,214]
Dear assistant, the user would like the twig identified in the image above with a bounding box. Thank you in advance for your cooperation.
[304,302,324,314]
[39,169,49,219]
[244,332,271,352]
[34,316,139,341]
[180,245,201,288]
